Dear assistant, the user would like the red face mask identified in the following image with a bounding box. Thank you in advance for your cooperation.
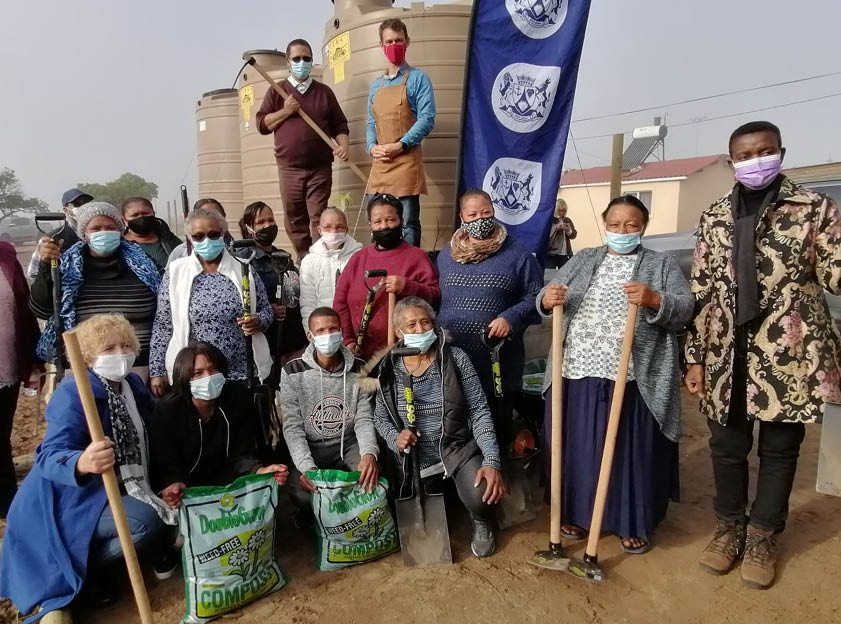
[383,42,406,66]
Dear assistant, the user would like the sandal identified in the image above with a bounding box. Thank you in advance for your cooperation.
[620,537,652,555]
[560,524,588,541]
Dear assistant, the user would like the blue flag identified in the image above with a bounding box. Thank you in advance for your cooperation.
[457,0,591,255]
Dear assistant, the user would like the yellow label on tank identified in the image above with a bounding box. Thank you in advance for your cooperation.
[333,62,345,84]
[240,85,254,121]
[328,32,351,68]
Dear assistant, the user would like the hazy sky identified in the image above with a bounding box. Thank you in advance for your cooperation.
[2,0,839,213]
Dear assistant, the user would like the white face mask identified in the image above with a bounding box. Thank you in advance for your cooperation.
[321,231,346,250]
[93,352,136,382]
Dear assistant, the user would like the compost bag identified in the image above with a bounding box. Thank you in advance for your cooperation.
[179,474,287,623]
[308,469,399,571]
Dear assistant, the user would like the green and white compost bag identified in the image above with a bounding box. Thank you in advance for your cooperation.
[308,469,398,571]
[178,474,287,623]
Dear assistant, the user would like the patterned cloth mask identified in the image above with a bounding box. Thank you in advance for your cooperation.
[460,216,496,240]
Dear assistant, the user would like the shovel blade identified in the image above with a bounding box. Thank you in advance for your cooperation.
[528,549,570,571]
[497,456,536,530]
[396,495,452,567]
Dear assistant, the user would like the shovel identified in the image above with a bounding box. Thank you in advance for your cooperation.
[35,213,69,385]
[481,326,536,530]
[529,306,569,570]
[392,346,453,567]
[356,269,387,351]
[566,303,639,583]
[270,249,294,358]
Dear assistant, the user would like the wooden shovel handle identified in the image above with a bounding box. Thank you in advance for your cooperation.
[247,58,368,184]
[387,293,397,347]
[583,303,639,558]
[549,306,565,545]
[63,331,154,624]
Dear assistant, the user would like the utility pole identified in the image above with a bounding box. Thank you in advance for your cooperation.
[610,133,624,200]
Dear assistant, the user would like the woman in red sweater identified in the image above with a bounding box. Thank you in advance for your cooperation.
[333,195,439,359]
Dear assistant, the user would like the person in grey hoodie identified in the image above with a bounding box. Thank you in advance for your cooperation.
[280,306,379,524]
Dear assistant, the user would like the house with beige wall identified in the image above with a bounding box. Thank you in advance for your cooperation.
[558,155,735,249]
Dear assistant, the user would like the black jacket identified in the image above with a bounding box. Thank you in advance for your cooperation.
[149,387,260,491]
[155,217,182,256]
[375,330,482,500]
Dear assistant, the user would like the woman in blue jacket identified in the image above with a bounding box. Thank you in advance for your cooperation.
[0,314,175,622]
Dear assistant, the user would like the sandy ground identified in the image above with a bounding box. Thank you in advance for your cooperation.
[2,391,841,624]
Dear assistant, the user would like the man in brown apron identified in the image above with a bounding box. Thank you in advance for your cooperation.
[365,19,436,247]
[257,39,350,261]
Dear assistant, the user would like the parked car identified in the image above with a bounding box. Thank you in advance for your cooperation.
[0,215,39,245]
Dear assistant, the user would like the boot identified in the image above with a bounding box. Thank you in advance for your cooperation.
[698,519,746,575]
[470,516,496,558]
[741,527,777,589]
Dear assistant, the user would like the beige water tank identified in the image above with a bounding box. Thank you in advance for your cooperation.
[237,49,323,245]
[196,88,243,228]
[323,0,472,250]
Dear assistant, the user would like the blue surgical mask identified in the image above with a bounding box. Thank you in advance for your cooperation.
[87,230,121,256]
[291,60,312,80]
[605,231,642,255]
[312,332,343,357]
[192,236,226,260]
[402,329,437,354]
[190,372,226,401]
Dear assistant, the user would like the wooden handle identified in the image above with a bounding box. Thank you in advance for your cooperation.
[583,303,639,558]
[549,306,564,545]
[248,59,368,184]
[63,331,155,624]
[387,292,397,347]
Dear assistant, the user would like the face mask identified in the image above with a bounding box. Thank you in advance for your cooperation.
[127,216,157,236]
[605,231,642,255]
[190,372,226,401]
[321,231,346,250]
[733,153,782,190]
[312,332,343,357]
[383,42,406,66]
[460,216,496,240]
[192,236,226,260]
[93,352,136,382]
[372,225,403,250]
[401,329,437,354]
[253,225,278,246]
[290,60,313,80]
[87,230,121,256]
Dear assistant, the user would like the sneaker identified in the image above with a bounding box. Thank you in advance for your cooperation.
[80,572,118,608]
[698,520,746,575]
[153,547,180,580]
[470,517,496,558]
[294,507,315,530]
[741,527,777,589]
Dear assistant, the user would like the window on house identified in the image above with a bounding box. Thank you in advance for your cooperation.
[626,190,653,216]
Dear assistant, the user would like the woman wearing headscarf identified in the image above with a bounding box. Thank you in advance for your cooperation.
[537,195,693,555]
[436,189,542,451]
[30,201,161,377]
[333,194,439,360]
[149,207,273,397]
[0,315,176,620]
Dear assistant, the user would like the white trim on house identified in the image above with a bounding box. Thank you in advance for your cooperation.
[560,175,689,189]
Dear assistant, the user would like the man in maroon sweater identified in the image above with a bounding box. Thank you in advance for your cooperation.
[256,39,350,260]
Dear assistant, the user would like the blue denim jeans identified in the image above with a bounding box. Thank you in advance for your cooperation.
[90,494,164,565]
[364,194,421,246]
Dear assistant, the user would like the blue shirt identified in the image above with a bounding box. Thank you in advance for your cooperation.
[366,63,436,153]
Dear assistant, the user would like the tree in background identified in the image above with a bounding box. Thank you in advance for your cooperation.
[0,167,48,224]
[78,172,158,207]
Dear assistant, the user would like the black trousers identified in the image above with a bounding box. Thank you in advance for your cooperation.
[708,347,805,533]
[0,383,20,518]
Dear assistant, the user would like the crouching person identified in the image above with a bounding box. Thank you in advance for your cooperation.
[372,296,505,558]
[149,341,288,510]
[281,306,380,528]
[0,315,175,620]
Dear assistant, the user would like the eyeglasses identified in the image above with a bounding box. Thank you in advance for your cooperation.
[290,55,313,63]
[190,231,222,242]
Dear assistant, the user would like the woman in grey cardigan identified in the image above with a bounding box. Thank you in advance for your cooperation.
[537,195,693,555]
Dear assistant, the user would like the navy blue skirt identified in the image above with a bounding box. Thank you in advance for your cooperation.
[542,377,679,539]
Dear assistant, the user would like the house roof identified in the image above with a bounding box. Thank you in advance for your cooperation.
[561,154,727,186]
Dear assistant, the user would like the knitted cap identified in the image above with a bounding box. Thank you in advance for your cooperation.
[75,201,125,235]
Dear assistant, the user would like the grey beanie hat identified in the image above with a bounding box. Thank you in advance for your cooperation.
[75,201,125,236]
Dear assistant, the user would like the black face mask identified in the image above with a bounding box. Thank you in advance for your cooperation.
[127,216,158,236]
[254,225,278,246]
[372,225,403,250]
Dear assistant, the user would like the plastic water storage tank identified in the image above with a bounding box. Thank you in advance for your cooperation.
[323,0,473,250]
[196,89,243,228]
[237,49,323,247]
